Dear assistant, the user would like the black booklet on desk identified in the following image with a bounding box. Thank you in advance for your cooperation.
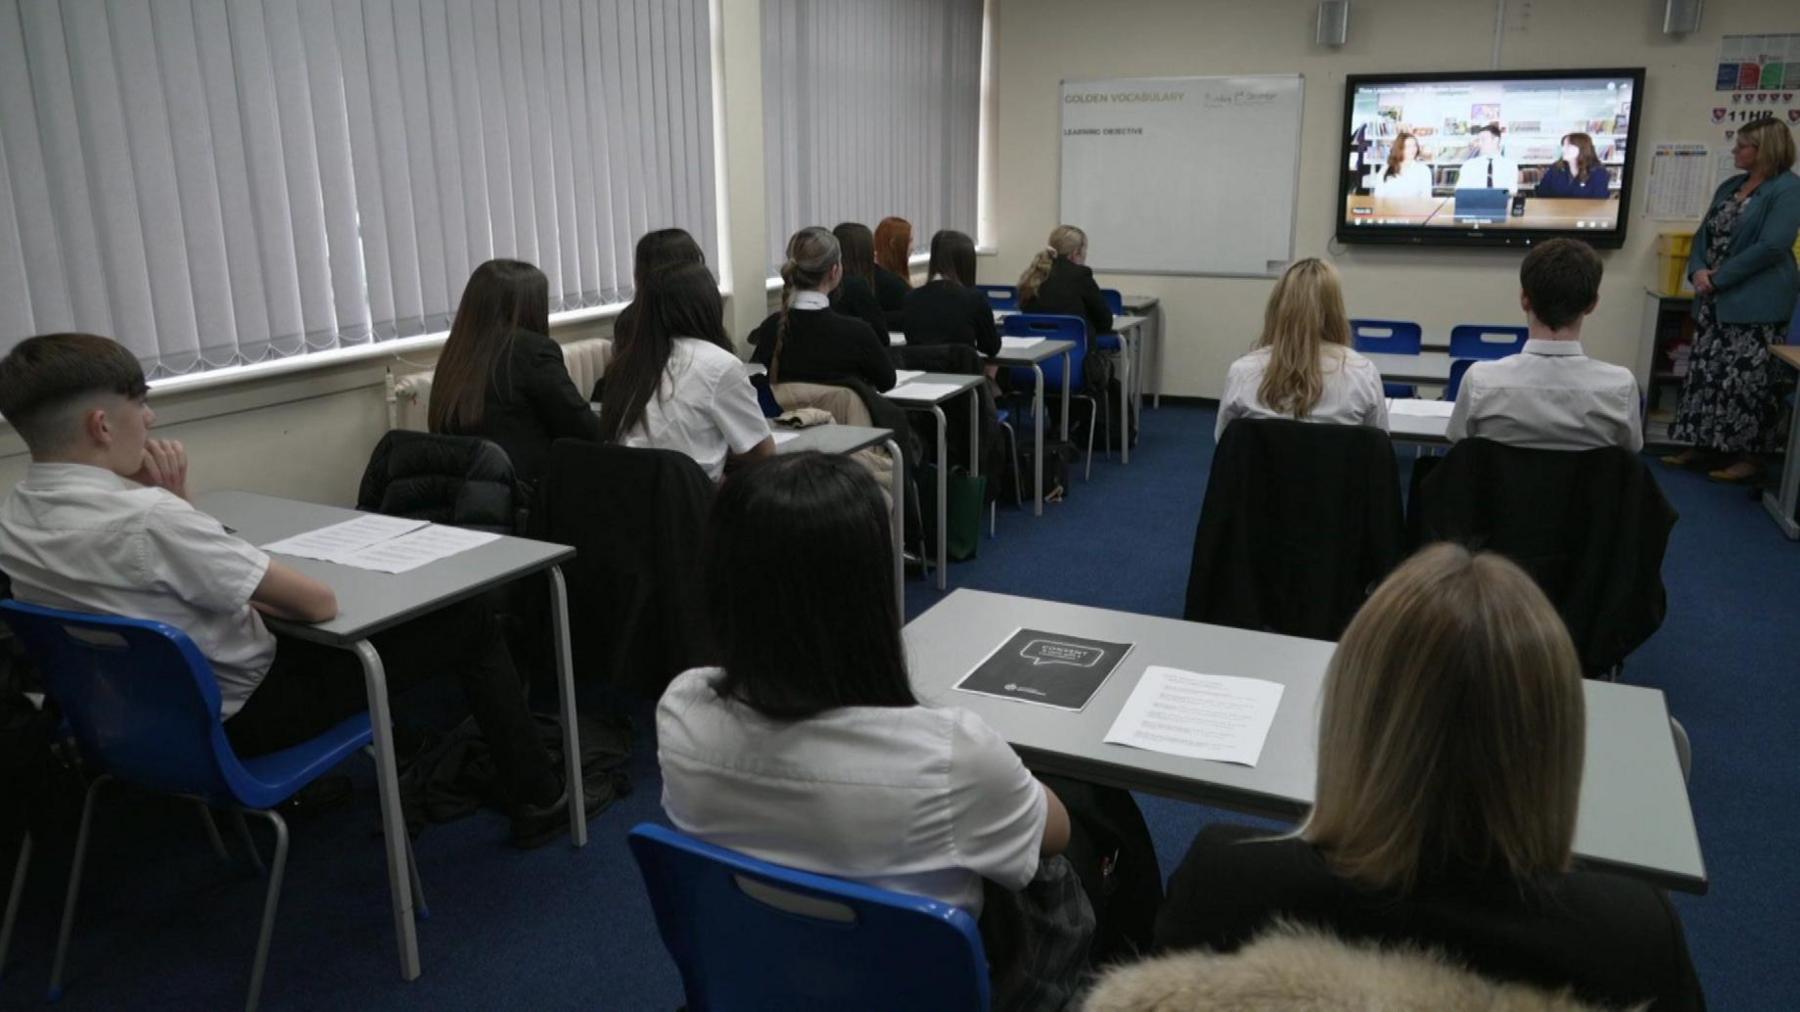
[954,627,1134,712]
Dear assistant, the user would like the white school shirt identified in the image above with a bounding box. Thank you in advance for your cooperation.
[791,289,830,311]
[656,667,1046,913]
[0,463,275,717]
[1372,160,1433,199]
[1455,153,1520,193]
[1215,346,1390,442]
[1447,339,1644,453]
[617,337,771,481]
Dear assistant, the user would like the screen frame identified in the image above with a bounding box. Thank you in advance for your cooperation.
[1335,67,1647,250]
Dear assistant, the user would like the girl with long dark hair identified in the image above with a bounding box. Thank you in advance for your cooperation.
[597,262,772,481]
[829,222,893,340]
[900,229,999,356]
[429,259,598,484]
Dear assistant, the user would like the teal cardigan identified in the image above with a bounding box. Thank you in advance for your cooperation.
[1686,171,1800,324]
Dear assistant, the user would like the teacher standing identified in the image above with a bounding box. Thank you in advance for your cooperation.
[1667,118,1800,483]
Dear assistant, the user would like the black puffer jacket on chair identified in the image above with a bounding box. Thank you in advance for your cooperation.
[357,430,521,535]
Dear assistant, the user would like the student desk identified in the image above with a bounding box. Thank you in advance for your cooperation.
[1766,344,1800,539]
[1364,350,1454,385]
[995,310,1149,462]
[773,424,906,610]
[884,374,985,590]
[990,338,1077,517]
[194,490,588,982]
[904,590,1708,895]
[1121,294,1162,409]
[1385,398,1452,444]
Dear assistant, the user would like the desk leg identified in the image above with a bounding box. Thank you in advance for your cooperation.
[354,640,420,982]
[1151,307,1163,409]
[1762,367,1800,539]
[1032,365,1045,516]
[547,565,586,846]
[883,438,905,616]
[931,405,948,590]
[969,387,981,483]
[1060,351,1072,443]
[1118,335,1131,465]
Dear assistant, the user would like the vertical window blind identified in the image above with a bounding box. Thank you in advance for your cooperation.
[760,0,982,277]
[0,0,716,379]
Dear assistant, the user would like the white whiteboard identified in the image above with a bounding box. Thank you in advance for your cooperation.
[1059,75,1304,277]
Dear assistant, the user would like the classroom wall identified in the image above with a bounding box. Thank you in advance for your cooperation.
[984,0,1800,398]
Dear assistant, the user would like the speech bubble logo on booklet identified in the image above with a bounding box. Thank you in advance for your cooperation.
[1020,639,1107,668]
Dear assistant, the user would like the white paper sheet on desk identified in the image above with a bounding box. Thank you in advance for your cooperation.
[1103,666,1285,766]
[1000,336,1044,351]
[770,431,802,446]
[331,524,501,574]
[893,369,925,384]
[890,382,966,401]
[261,514,429,562]
[1387,398,1455,418]
[888,331,906,346]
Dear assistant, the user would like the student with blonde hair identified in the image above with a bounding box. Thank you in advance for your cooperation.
[1017,224,1112,346]
[1214,258,1386,441]
[1153,544,1703,1010]
[748,226,895,391]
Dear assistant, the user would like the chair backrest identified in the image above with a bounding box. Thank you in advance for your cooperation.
[356,430,520,534]
[1099,288,1126,315]
[1444,357,1476,401]
[976,284,1018,311]
[628,823,989,1012]
[0,601,248,804]
[1003,313,1088,393]
[1448,324,1528,361]
[1349,319,1424,356]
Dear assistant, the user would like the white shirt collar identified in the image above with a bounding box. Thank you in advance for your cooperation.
[21,461,134,492]
[1523,338,1585,357]
[791,290,830,311]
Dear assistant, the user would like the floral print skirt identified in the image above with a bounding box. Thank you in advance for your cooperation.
[1669,297,1786,454]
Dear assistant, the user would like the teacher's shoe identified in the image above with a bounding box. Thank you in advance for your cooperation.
[1660,448,1708,469]
[1708,460,1759,484]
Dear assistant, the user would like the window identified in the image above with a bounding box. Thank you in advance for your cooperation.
[0,0,716,378]
[760,0,982,276]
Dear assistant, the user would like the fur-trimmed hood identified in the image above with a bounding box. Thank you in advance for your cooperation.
[1082,922,1636,1012]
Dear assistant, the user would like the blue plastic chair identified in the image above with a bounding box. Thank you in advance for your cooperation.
[976,284,1018,312]
[1444,358,1477,401]
[0,600,422,1010]
[627,823,989,1012]
[1002,314,1100,479]
[1350,319,1424,399]
[1448,323,1528,361]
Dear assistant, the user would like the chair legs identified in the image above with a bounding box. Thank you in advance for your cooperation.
[230,812,268,877]
[1,832,30,980]
[198,804,231,864]
[48,773,110,1002]
[239,809,291,1012]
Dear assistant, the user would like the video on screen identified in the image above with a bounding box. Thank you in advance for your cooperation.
[1338,70,1643,248]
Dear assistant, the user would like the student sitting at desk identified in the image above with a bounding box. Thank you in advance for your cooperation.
[657,452,1085,1006]
[1153,544,1703,1011]
[1534,133,1611,199]
[1447,238,1643,452]
[613,227,707,353]
[829,222,895,343]
[429,259,599,488]
[0,334,580,847]
[597,262,774,481]
[873,216,915,326]
[749,226,896,392]
[1215,258,1387,441]
[901,229,1001,357]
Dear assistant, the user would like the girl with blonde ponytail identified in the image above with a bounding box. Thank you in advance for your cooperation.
[749,227,896,391]
[1017,224,1116,393]
[1213,257,1388,441]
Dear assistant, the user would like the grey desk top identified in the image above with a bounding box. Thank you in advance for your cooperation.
[991,338,1078,367]
[904,590,1706,894]
[884,373,984,406]
[1365,351,1454,383]
[773,424,893,456]
[196,490,573,647]
[1385,400,1452,443]
[1121,294,1159,311]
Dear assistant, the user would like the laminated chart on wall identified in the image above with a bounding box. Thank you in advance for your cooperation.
[1710,34,1800,188]
[1059,75,1304,278]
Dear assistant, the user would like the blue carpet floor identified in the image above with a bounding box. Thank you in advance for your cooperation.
[1,401,1795,1009]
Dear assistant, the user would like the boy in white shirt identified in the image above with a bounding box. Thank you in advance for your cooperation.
[0,334,577,846]
[1447,239,1643,453]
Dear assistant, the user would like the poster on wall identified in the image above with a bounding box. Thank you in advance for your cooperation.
[1710,33,1800,187]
